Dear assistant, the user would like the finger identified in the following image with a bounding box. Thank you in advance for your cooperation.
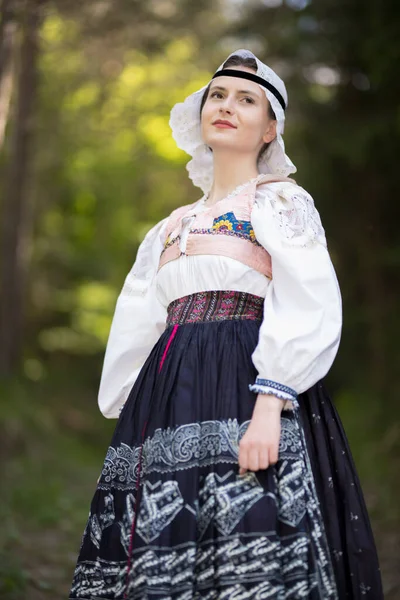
[248,446,259,472]
[269,440,280,464]
[269,440,279,465]
[238,444,248,474]
[270,426,281,464]
[258,446,270,470]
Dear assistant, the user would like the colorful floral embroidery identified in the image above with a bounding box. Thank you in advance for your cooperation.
[189,212,261,246]
[213,218,233,232]
[212,212,253,237]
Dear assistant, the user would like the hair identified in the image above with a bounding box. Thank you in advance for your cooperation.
[199,55,277,161]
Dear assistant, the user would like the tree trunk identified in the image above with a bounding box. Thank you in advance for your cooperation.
[0,0,18,149]
[0,0,44,375]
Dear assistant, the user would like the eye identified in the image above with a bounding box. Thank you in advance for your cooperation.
[242,96,255,104]
[210,91,223,99]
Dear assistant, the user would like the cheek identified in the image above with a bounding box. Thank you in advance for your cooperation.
[200,115,207,141]
[238,115,264,143]
[200,103,214,138]
[201,101,214,121]
[244,112,269,142]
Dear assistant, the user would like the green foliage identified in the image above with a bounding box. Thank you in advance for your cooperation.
[0,555,27,600]
[0,371,114,598]
[0,0,399,596]
[30,14,222,362]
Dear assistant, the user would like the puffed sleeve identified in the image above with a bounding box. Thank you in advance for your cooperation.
[248,182,342,408]
[98,217,169,418]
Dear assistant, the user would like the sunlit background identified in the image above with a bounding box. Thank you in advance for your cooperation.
[0,0,399,597]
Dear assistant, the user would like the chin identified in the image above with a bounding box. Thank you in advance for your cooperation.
[208,139,256,155]
[205,136,240,152]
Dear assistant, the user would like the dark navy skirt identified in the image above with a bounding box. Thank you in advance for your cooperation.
[69,291,383,599]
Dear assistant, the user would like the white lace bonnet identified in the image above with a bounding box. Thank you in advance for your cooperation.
[169,48,297,194]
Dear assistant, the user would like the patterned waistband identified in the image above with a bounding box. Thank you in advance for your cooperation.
[166,291,264,326]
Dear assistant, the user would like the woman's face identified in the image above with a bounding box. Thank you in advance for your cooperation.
[200,66,277,158]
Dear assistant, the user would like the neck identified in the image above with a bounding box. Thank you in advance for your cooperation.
[206,150,259,204]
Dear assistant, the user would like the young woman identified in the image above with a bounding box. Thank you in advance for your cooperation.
[69,49,383,599]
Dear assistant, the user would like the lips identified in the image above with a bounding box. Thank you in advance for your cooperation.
[212,120,237,129]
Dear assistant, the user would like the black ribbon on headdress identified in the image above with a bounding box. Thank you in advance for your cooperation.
[211,68,286,111]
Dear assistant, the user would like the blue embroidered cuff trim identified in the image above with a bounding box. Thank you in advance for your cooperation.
[255,378,297,398]
[248,378,298,401]
[248,382,300,409]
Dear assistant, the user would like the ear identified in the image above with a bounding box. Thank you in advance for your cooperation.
[262,120,277,144]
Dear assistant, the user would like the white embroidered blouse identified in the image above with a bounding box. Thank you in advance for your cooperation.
[98,179,342,418]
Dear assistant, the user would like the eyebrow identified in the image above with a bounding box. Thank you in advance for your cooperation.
[209,85,261,98]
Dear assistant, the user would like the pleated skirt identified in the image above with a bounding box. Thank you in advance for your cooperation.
[69,290,383,600]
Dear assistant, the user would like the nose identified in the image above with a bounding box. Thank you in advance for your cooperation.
[219,95,234,114]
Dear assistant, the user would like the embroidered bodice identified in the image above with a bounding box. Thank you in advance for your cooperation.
[158,177,276,278]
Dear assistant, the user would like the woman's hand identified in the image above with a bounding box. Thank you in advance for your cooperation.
[238,394,283,475]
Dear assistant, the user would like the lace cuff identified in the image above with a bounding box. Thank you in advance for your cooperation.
[248,378,299,408]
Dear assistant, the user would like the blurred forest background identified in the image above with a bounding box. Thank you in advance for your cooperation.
[0,0,399,598]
